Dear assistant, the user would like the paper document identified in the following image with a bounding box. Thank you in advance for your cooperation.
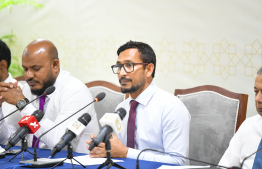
[0,146,4,153]
[158,165,210,169]
[61,155,124,166]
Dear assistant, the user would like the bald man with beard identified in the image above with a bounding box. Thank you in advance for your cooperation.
[0,39,99,154]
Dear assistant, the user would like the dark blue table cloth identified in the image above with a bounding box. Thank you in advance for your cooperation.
[0,146,175,169]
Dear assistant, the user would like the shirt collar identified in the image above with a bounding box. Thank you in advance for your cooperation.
[4,73,13,83]
[130,81,157,107]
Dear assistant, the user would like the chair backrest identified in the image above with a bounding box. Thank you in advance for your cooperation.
[174,85,248,165]
[85,80,127,129]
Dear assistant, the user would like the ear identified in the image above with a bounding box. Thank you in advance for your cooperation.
[0,60,8,70]
[51,59,59,72]
[145,63,154,78]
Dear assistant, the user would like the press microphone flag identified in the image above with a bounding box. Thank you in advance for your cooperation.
[89,108,126,151]
[18,115,41,134]
[5,110,44,150]
[0,86,55,122]
[19,92,106,168]
[50,113,91,157]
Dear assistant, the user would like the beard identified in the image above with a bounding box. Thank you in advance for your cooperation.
[27,70,56,96]
[119,77,145,94]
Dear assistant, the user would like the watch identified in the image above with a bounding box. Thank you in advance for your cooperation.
[16,98,29,109]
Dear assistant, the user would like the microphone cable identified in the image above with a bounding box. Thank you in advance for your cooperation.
[136,149,232,169]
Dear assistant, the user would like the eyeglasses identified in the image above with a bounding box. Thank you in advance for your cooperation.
[111,63,149,74]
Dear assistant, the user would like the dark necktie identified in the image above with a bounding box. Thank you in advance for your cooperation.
[252,139,262,169]
[127,100,139,148]
[32,95,46,148]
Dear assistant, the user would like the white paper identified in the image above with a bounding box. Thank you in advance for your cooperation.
[59,155,124,166]
[158,165,210,169]
[0,146,5,153]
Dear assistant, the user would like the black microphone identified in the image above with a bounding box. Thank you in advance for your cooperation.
[50,113,91,157]
[89,108,126,151]
[19,92,106,168]
[5,110,44,150]
[0,86,55,122]
[136,149,234,169]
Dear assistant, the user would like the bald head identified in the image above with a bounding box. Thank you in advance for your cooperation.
[23,39,58,61]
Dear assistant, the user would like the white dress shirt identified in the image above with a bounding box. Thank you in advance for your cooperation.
[1,70,99,154]
[0,73,24,144]
[116,82,191,165]
[219,114,262,169]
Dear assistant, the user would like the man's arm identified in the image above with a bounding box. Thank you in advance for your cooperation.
[0,81,25,144]
[24,84,100,151]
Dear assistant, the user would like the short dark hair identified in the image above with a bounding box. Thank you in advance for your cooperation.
[257,67,262,74]
[117,40,156,78]
[0,40,11,69]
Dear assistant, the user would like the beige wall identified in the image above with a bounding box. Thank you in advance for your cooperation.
[1,0,261,118]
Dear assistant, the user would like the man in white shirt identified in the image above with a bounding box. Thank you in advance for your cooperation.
[0,40,23,146]
[0,39,99,154]
[86,41,190,165]
[219,67,262,169]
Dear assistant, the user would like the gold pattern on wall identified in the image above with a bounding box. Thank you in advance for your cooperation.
[101,36,121,69]
[242,39,262,79]
[211,39,240,80]
[181,38,208,78]
[155,38,178,76]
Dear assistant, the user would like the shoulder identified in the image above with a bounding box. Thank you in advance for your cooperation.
[154,87,187,109]
[57,70,88,92]
[240,114,261,128]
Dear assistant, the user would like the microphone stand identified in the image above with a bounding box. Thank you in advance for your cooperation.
[97,133,125,169]
[51,143,85,169]
[19,98,98,167]
[8,138,39,162]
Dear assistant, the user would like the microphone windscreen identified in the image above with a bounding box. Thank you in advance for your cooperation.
[44,86,55,95]
[95,92,106,102]
[32,110,44,122]
[116,108,126,120]
[78,113,91,126]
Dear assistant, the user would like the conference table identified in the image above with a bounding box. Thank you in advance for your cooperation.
[0,146,176,169]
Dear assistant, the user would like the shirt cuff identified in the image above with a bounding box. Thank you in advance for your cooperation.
[126,147,141,159]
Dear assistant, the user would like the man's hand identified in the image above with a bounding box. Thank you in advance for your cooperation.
[0,81,25,105]
[86,134,128,158]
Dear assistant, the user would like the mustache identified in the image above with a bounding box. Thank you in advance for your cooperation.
[26,78,40,83]
[119,77,132,83]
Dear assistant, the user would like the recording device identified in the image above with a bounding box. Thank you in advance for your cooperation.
[19,92,106,168]
[5,110,44,150]
[88,108,126,151]
[0,86,55,122]
[50,113,91,157]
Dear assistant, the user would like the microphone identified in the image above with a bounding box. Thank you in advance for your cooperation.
[135,149,236,169]
[0,86,55,122]
[50,113,91,157]
[19,92,106,168]
[5,110,44,150]
[88,108,126,151]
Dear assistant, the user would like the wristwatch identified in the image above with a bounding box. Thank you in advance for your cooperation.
[16,98,29,109]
